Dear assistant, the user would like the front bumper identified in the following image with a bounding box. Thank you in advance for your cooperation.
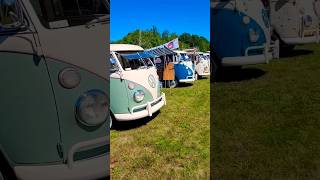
[198,72,210,76]
[222,44,273,66]
[14,152,109,180]
[178,76,195,83]
[282,36,319,45]
[114,93,166,121]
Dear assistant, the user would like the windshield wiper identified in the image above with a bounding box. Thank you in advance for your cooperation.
[85,14,109,28]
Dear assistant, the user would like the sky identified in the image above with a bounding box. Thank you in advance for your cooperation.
[110,0,210,42]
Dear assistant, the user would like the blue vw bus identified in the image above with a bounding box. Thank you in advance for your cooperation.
[173,50,196,83]
[211,0,276,69]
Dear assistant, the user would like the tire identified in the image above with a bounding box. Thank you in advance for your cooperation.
[212,52,222,80]
[195,73,199,80]
[166,80,177,88]
[0,165,12,180]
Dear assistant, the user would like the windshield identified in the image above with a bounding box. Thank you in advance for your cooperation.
[115,53,147,71]
[179,53,190,61]
[143,58,155,68]
[30,0,109,29]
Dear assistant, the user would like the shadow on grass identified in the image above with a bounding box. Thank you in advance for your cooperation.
[215,67,266,82]
[112,111,160,131]
[176,82,194,88]
[280,49,313,58]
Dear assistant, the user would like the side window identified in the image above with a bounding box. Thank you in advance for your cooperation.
[0,0,24,31]
[144,58,154,67]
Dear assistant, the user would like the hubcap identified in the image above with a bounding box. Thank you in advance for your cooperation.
[110,115,112,128]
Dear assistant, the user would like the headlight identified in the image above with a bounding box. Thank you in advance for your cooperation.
[304,15,313,27]
[76,90,108,126]
[133,90,145,103]
[249,29,260,43]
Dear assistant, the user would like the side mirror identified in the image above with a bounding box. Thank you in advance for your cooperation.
[110,68,119,74]
[9,11,27,30]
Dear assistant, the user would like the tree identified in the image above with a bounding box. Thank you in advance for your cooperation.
[115,27,210,51]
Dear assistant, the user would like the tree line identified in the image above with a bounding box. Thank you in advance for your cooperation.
[113,26,210,52]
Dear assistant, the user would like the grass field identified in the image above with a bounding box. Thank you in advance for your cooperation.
[110,78,210,179]
[213,44,320,179]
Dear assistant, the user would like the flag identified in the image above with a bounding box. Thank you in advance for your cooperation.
[164,38,179,50]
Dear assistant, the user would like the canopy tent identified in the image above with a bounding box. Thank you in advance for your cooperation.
[121,52,158,60]
[145,46,177,56]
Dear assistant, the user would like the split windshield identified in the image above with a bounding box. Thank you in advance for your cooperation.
[113,53,150,71]
[30,0,109,29]
[179,53,191,61]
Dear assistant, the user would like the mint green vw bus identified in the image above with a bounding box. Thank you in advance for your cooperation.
[110,44,166,127]
[0,0,109,179]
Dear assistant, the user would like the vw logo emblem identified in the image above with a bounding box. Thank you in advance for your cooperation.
[148,75,156,88]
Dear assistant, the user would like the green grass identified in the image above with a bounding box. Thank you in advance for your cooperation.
[213,44,320,179]
[111,78,210,179]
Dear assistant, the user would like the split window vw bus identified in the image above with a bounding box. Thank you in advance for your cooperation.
[197,52,211,78]
[211,0,275,68]
[173,50,196,82]
[109,51,166,127]
[0,0,109,179]
[269,0,320,51]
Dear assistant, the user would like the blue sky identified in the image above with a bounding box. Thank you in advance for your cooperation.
[110,0,209,41]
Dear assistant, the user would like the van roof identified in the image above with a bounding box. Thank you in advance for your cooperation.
[110,44,144,52]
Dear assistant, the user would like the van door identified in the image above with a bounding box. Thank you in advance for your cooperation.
[23,0,109,161]
[0,1,61,164]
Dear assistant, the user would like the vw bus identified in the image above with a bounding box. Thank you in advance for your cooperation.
[211,0,275,68]
[183,49,210,79]
[268,0,320,51]
[173,50,196,82]
[197,52,211,78]
[0,0,109,179]
[109,50,166,127]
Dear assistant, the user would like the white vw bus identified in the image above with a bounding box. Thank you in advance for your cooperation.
[0,0,109,179]
[269,0,320,50]
[110,45,166,127]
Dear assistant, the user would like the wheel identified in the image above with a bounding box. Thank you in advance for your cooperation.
[195,73,199,80]
[166,80,177,88]
[280,44,295,53]
[212,52,222,80]
[0,166,11,180]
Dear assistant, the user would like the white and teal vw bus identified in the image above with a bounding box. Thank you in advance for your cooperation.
[0,0,109,179]
[109,47,166,127]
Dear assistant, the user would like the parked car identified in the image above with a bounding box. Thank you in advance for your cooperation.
[0,0,110,179]
[109,51,166,127]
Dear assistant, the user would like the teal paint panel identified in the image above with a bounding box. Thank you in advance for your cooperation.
[110,78,129,114]
[45,59,108,161]
[0,52,61,164]
[123,80,154,111]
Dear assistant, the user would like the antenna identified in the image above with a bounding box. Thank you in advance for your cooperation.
[139,29,142,46]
